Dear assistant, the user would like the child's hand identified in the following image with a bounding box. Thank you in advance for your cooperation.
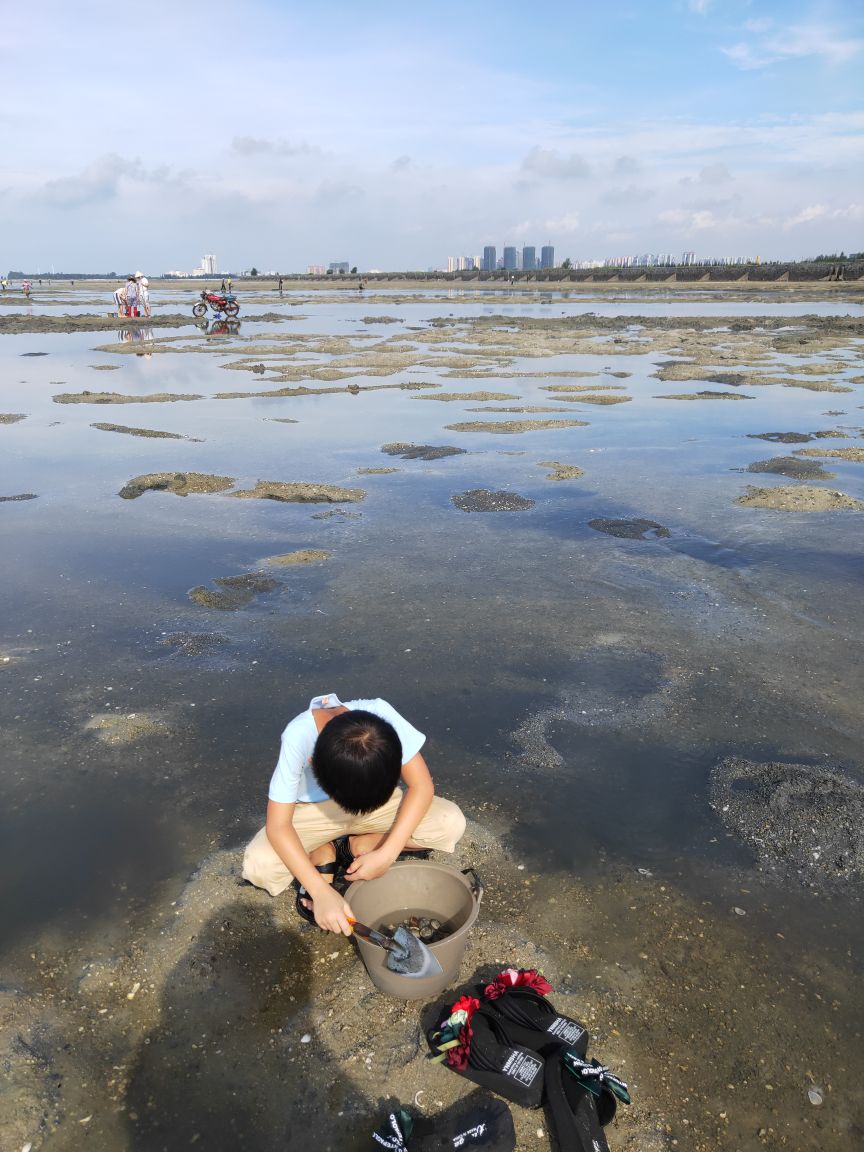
[312,885,355,934]
[345,847,395,883]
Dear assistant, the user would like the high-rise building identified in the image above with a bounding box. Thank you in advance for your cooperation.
[522,246,536,272]
[540,245,555,269]
[682,251,696,265]
[447,256,458,272]
[483,246,496,272]
[503,246,517,271]
[328,262,350,274]
[202,254,217,274]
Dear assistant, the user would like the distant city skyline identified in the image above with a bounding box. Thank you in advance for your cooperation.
[3,1,863,269]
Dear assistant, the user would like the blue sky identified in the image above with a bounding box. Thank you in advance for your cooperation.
[2,0,862,271]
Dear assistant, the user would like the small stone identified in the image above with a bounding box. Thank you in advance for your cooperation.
[536,1128,544,1138]
[808,1087,823,1106]
[733,907,747,916]
[127,981,141,999]
[301,1034,312,1044]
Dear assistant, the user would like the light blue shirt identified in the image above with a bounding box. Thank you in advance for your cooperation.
[268,693,426,805]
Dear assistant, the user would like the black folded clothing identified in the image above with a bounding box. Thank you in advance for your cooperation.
[544,1050,611,1152]
[480,985,588,1059]
[428,1001,545,1109]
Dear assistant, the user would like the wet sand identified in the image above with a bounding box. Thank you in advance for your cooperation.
[1,281,863,1152]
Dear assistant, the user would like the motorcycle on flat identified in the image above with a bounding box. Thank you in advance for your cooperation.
[192,290,239,318]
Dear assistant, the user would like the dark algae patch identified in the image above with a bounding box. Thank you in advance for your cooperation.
[710,757,864,889]
[119,473,236,499]
[589,517,671,539]
[451,489,535,512]
[92,423,185,440]
[188,573,281,610]
[743,456,834,480]
[0,493,38,502]
[655,390,754,401]
[381,442,466,460]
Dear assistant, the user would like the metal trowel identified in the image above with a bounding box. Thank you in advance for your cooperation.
[347,917,443,979]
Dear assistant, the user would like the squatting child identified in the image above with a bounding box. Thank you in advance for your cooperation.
[242,693,466,934]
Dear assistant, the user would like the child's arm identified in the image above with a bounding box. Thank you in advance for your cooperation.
[345,753,434,882]
[265,800,354,934]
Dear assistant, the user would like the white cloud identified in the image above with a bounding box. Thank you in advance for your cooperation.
[723,22,864,70]
[521,147,591,180]
[784,202,864,228]
[232,137,320,158]
[687,0,714,14]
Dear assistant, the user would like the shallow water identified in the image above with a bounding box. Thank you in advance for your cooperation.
[2,286,863,1149]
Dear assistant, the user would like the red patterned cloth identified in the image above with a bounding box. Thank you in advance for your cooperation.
[483,967,552,1001]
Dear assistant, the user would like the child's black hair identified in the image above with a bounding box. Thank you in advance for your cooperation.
[311,710,402,814]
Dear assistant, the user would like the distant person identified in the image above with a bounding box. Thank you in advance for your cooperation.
[226,276,233,293]
[278,277,284,294]
[138,275,151,318]
[125,275,139,317]
[113,281,127,317]
[22,279,32,298]
[220,279,226,292]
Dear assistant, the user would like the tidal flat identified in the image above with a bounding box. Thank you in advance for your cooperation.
[1,280,864,1152]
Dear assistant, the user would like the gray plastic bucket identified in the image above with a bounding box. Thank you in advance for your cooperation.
[344,861,482,1000]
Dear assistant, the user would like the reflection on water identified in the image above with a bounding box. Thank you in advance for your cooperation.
[1,288,863,1149]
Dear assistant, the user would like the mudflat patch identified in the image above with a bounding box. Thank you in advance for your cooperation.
[90,364,121,371]
[260,549,331,566]
[710,757,864,888]
[92,423,185,440]
[412,391,519,402]
[0,493,38,502]
[157,632,228,656]
[538,460,584,481]
[446,419,587,434]
[783,379,853,393]
[795,446,864,462]
[85,712,171,744]
[55,390,203,405]
[189,573,281,610]
[0,413,26,424]
[119,473,235,500]
[564,393,631,405]
[451,489,535,512]
[229,481,366,503]
[381,443,466,460]
[357,466,400,474]
[736,485,864,511]
[589,517,671,539]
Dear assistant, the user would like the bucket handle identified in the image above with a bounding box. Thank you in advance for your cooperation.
[462,867,484,907]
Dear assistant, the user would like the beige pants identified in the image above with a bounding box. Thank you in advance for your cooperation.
[242,789,466,896]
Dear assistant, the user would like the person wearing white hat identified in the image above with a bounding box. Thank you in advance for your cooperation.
[137,274,151,317]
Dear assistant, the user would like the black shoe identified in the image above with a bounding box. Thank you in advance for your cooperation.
[292,859,344,925]
[413,1093,515,1151]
